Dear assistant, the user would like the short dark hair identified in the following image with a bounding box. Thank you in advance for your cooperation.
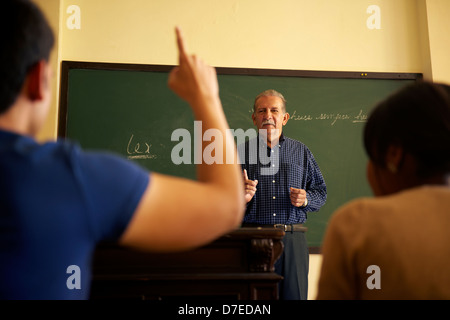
[364,81,450,179]
[0,0,54,114]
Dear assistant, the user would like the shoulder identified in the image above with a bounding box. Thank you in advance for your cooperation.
[77,149,149,182]
[47,139,138,169]
[282,136,314,158]
[283,136,308,149]
[326,187,439,234]
[11,137,81,164]
[330,197,373,224]
[42,139,150,186]
[329,192,409,224]
[324,195,406,244]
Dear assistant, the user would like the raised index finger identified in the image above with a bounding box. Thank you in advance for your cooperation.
[243,169,249,181]
[175,26,188,62]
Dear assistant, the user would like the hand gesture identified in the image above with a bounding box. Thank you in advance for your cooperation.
[290,187,308,207]
[243,169,258,203]
[168,27,219,108]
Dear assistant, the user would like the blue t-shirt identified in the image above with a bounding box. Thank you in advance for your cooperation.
[0,130,150,299]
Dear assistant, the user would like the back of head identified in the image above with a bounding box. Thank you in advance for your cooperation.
[0,0,54,114]
[364,81,450,179]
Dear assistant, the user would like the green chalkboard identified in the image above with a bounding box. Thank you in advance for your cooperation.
[59,61,421,249]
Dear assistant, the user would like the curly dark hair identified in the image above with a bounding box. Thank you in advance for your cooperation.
[364,81,450,179]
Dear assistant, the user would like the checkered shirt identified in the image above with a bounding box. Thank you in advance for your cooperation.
[238,134,327,224]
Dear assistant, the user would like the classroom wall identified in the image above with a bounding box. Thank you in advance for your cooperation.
[425,0,450,84]
[59,0,424,72]
[37,0,450,140]
[34,0,450,300]
[34,0,61,141]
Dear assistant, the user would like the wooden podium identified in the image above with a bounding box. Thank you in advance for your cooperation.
[89,227,284,300]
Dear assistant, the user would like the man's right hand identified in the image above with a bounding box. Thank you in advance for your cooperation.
[243,169,258,203]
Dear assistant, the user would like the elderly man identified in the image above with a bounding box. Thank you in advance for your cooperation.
[239,89,327,300]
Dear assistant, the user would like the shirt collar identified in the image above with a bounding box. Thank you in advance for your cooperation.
[257,132,286,148]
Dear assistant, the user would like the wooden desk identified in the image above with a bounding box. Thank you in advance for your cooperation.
[89,227,284,300]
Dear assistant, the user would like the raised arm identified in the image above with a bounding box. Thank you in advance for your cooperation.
[119,27,245,251]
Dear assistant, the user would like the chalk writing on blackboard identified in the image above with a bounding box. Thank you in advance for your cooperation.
[127,134,157,160]
[289,109,368,126]
[352,109,369,123]
[289,111,313,121]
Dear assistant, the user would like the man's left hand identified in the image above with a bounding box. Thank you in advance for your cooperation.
[290,187,308,207]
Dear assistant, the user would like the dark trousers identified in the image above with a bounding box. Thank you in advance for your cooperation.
[274,231,309,300]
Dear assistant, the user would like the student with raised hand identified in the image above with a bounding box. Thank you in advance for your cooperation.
[317,81,450,300]
[0,0,244,299]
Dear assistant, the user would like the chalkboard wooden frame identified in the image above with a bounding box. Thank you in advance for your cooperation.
[58,61,422,137]
[58,61,422,252]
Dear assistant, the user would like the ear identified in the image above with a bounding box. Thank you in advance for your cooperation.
[385,145,404,173]
[26,60,47,101]
[282,112,290,126]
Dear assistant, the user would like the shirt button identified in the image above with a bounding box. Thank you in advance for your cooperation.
[272,180,276,183]
[273,196,276,199]
[273,213,276,217]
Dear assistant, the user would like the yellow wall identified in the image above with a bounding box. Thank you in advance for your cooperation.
[34,0,450,300]
[425,0,450,83]
[36,0,450,141]
[59,0,424,72]
[34,0,61,141]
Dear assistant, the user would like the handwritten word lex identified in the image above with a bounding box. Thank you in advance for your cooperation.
[127,134,157,160]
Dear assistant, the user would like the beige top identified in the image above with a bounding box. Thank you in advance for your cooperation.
[317,185,450,300]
